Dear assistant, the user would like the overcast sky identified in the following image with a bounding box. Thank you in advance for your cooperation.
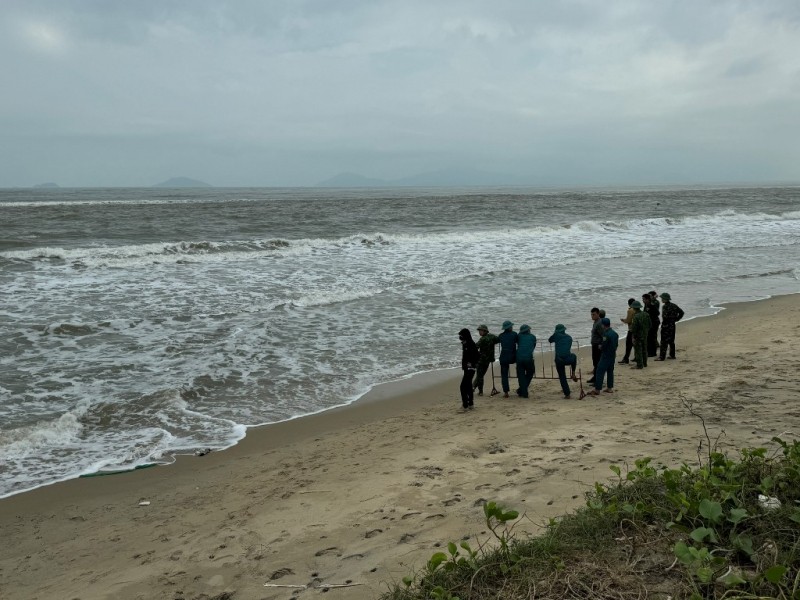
[1,0,799,187]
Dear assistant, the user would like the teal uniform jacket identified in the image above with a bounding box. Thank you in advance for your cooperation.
[599,328,619,361]
[516,332,537,362]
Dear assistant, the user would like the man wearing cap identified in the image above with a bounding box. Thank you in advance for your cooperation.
[498,321,518,398]
[515,324,537,398]
[473,325,499,396]
[549,324,578,399]
[588,318,619,396]
[629,300,651,369]
[656,293,685,360]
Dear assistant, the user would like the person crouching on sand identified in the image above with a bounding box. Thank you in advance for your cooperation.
[549,324,578,399]
[498,321,518,398]
[458,328,479,410]
[515,324,536,398]
[473,324,499,396]
[588,318,619,396]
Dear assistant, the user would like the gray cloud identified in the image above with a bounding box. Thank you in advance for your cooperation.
[1,0,799,186]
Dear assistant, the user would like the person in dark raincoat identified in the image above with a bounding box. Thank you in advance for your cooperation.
[618,298,636,364]
[656,293,685,360]
[645,292,660,357]
[472,324,499,396]
[587,308,603,383]
[629,300,651,369]
[458,328,479,409]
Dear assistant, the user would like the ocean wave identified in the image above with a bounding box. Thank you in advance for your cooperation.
[1,208,797,268]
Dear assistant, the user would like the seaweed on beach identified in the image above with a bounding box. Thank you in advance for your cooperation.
[383,436,800,600]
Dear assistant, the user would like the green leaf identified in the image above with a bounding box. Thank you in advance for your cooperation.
[732,534,754,556]
[447,542,457,556]
[765,565,787,583]
[696,566,713,583]
[789,508,800,524]
[402,576,413,587]
[499,510,519,521]
[674,541,695,565]
[728,508,748,524]
[427,552,447,572]
[609,465,621,477]
[690,527,713,542]
[699,499,723,523]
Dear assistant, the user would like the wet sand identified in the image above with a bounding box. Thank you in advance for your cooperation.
[1,294,799,600]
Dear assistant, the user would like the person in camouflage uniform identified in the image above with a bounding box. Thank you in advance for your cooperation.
[472,324,499,395]
[629,300,651,369]
[656,292,685,360]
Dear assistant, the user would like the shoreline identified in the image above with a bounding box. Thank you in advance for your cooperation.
[1,291,799,600]
[0,291,793,503]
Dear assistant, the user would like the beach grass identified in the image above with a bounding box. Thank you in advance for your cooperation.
[384,433,800,599]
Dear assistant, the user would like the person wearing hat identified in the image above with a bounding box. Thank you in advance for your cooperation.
[618,298,636,364]
[644,293,660,357]
[458,328,480,409]
[549,324,578,398]
[515,324,537,398]
[587,318,619,396]
[656,293,685,360]
[472,325,499,396]
[629,300,651,369]
[497,321,518,398]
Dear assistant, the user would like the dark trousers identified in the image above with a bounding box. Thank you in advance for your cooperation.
[460,369,475,408]
[555,354,577,396]
[647,322,660,356]
[516,359,534,397]
[622,331,633,360]
[500,361,513,393]
[633,337,648,367]
[591,344,601,371]
[594,358,615,390]
[473,359,491,393]
[660,323,676,358]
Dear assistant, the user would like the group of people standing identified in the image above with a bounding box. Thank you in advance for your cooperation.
[457,292,685,409]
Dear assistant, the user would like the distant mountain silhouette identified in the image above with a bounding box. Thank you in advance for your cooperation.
[153,177,212,188]
[315,168,518,187]
[33,182,60,188]
[315,172,389,187]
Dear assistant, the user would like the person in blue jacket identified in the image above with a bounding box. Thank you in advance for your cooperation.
[548,324,578,398]
[515,324,536,398]
[497,321,518,398]
[588,318,619,396]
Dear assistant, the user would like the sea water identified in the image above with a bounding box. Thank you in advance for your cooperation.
[1,185,798,497]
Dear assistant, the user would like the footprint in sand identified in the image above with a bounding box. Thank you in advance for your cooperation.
[401,512,422,520]
[443,497,462,506]
[505,468,520,476]
[365,529,383,539]
[314,547,341,557]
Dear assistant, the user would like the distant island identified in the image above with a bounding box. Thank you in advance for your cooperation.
[315,168,519,187]
[153,177,212,188]
[33,182,60,188]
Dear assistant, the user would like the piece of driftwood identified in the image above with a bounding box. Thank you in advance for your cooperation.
[263,583,306,588]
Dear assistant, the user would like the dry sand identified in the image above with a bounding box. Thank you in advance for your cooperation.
[1,294,798,600]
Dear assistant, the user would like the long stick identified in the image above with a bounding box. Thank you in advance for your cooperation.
[490,361,499,396]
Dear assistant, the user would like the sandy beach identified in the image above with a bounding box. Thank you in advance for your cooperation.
[1,294,798,600]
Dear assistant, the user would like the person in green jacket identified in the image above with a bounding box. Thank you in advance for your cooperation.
[472,324,499,396]
[629,301,651,369]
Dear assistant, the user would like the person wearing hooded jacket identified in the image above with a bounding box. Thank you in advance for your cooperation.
[629,301,651,369]
[497,321,518,398]
[549,324,578,398]
[458,328,479,409]
[515,324,536,398]
[472,324,499,396]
